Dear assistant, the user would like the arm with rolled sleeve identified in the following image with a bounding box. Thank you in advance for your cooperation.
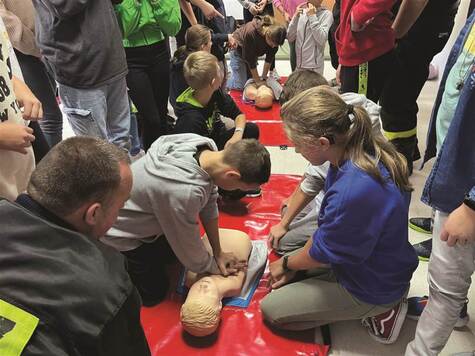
[264,46,278,67]
[351,0,395,29]
[151,185,220,275]
[308,10,333,47]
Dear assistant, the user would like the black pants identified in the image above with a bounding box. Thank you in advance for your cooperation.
[15,50,62,148]
[379,0,458,140]
[125,40,170,151]
[340,49,396,103]
[214,122,260,150]
[328,0,340,70]
[122,237,176,307]
[28,121,50,164]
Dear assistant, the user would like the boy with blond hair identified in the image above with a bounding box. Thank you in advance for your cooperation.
[174,51,259,150]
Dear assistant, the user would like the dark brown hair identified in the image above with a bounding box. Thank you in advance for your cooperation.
[223,139,271,184]
[28,137,130,216]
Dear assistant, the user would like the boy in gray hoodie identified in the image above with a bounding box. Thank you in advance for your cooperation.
[102,133,271,306]
[269,69,385,254]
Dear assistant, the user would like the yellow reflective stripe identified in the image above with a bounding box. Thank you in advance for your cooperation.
[0,299,39,356]
[383,127,418,140]
[358,62,368,96]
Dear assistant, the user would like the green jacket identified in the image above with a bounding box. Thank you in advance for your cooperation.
[115,0,181,48]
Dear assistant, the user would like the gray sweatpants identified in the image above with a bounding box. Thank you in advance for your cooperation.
[276,199,320,255]
[406,210,475,356]
[261,268,397,330]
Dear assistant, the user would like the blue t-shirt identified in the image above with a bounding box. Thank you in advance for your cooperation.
[309,160,418,305]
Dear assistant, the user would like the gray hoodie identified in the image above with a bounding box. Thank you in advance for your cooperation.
[287,6,333,74]
[102,134,220,275]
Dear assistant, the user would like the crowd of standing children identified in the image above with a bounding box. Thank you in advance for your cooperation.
[0,0,474,355]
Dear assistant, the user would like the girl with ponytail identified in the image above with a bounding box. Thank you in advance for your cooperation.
[227,15,286,90]
[261,86,418,345]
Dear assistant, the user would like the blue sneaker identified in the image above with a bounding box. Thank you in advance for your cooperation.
[407,296,469,328]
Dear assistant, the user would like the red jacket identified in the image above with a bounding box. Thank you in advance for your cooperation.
[336,0,396,66]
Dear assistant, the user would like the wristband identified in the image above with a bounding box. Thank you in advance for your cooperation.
[235,127,244,133]
[463,193,475,211]
[283,255,291,272]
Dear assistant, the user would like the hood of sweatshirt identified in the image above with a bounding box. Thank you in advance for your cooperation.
[340,92,382,135]
[145,133,218,185]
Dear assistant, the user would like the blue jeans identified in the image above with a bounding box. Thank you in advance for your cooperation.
[227,50,248,90]
[129,110,142,156]
[59,78,131,151]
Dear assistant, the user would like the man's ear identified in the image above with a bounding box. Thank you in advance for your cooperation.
[84,202,102,227]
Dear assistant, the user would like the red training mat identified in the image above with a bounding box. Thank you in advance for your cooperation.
[141,174,329,356]
[228,86,294,148]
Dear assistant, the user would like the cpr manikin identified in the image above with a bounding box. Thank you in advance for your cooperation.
[180,229,252,336]
[244,83,275,109]
[242,77,283,110]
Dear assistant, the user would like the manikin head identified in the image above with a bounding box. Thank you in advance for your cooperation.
[27,137,132,238]
[180,277,222,336]
[184,51,223,92]
[255,85,274,109]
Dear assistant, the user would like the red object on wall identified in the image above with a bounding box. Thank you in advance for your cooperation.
[140,175,329,356]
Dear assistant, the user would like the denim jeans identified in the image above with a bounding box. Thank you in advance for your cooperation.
[129,110,142,156]
[58,78,131,151]
[405,211,475,356]
[15,50,63,147]
[227,50,248,90]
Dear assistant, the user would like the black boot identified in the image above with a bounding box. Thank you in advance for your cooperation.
[390,136,418,175]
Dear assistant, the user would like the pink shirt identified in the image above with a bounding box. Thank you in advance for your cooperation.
[272,0,307,17]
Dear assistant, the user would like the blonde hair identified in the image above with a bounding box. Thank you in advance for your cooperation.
[180,300,221,337]
[281,87,412,191]
[183,51,219,90]
[256,15,287,46]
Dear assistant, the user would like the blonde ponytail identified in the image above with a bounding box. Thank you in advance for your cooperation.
[281,86,412,191]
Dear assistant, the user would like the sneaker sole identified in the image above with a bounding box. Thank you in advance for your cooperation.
[418,256,430,262]
[409,223,432,235]
[367,300,408,345]
[245,193,262,198]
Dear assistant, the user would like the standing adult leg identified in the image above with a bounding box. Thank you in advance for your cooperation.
[379,0,459,172]
[148,39,171,136]
[406,210,475,356]
[125,44,165,150]
[15,50,63,147]
[105,78,131,152]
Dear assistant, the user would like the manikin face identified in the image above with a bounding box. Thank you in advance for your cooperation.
[187,277,221,311]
